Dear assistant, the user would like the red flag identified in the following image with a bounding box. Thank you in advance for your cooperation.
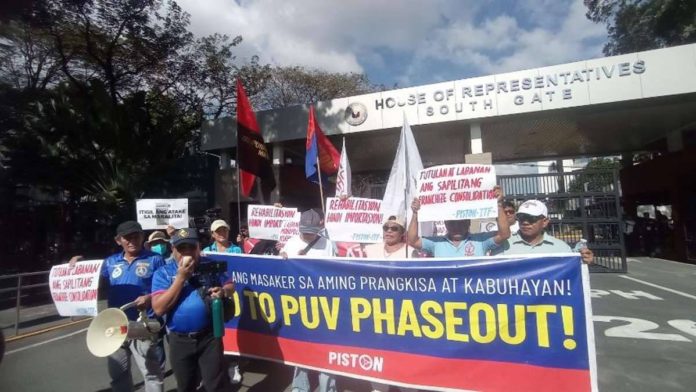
[236,80,275,197]
[305,105,340,183]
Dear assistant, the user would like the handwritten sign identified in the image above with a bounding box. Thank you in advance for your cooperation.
[278,220,300,247]
[136,198,189,230]
[248,205,299,241]
[417,164,497,221]
[49,260,104,316]
[325,197,383,243]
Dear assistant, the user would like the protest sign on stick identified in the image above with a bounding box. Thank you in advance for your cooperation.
[248,205,299,241]
[49,260,104,317]
[136,199,189,230]
[417,164,498,221]
[325,197,383,243]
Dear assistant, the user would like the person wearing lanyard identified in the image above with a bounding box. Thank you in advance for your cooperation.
[151,228,235,392]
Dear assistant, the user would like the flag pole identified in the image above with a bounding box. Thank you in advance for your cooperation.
[403,120,410,259]
[316,156,326,215]
[235,148,243,238]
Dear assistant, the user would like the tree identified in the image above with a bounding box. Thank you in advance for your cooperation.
[258,66,379,109]
[585,0,696,55]
[568,157,621,193]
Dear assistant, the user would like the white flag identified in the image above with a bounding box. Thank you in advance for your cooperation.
[335,137,352,197]
[380,113,424,224]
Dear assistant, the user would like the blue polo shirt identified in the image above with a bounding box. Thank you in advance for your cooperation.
[203,242,242,254]
[151,258,229,333]
[421,233,499,257]
[101,250,165,320]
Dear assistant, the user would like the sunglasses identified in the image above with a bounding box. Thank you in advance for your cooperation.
[382,225,402,232]
[175,243,196,252]
[517,213,543,223]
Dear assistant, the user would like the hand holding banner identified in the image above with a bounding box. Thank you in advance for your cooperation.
[417,164,498,221]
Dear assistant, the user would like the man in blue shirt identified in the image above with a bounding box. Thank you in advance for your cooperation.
[152,228,235,392]
[100,220,166,392]
[407,186,510,257]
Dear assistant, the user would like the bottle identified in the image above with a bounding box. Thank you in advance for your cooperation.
[212,297,225,338]
[574,239,588,252]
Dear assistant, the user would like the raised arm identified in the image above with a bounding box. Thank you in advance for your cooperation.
[407,198,423,250]
[492,186,511,245]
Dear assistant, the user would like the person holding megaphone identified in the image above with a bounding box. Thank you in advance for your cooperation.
[151,228,235,392]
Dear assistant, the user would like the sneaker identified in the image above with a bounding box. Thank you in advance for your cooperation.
[230,364,242,384]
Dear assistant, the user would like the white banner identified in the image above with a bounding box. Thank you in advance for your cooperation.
[278,220,300,247]
[416,164,498,221]
[325,197,383,243]
[136,198,189,230]
[49,260,104,317]
[248,205,299,241]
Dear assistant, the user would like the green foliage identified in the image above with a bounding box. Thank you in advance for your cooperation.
[568,158,621,192]
[585,0,696,55]
[259,66,379,109]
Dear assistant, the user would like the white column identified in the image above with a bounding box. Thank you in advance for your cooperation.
[470,122,483,154]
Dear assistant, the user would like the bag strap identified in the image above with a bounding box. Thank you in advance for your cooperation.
[298,236,322,255]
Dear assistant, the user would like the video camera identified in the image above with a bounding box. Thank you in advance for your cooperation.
[191,260,228,290]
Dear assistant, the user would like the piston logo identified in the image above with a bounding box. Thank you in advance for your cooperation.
[328,351,384,372]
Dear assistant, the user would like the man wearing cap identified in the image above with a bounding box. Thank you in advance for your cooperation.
[500,199,594,264]
[280,209,334,258]
[204,219,242,254]
[280,209,336,392]
[100,221,166,392]
[408,186,510,257]
[151,228,235,392]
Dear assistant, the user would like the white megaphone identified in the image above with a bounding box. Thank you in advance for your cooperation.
[86,301,162,357]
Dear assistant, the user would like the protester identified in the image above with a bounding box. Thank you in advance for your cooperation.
[280,209,336,392]
[359,215,417,392]
[204,219,242,254]
[499,199,594,264]
[151,228,235,392]
[407,186,510,257]
[363,216,417,259]
[145,231,171,259]
[502,201,520,234]
[236,224,258,253]
[72,221,166,392]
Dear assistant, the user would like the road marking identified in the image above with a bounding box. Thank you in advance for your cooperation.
[5,328,87,355]
[6,318,90,342]
[620,275,696,300]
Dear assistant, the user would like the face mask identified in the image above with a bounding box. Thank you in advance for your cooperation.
[151,243,167,256]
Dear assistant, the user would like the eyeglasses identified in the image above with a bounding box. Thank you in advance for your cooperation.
[516,213,543,223]
[382,225,402,232]
[503,209,516,215]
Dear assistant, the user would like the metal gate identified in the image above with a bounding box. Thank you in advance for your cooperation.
[499,169,627,272]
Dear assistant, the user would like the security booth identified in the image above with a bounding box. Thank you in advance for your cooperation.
[201,43,696,268]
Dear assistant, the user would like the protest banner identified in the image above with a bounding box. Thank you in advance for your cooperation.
[325,197,383,243]
[208,253,597,392]
[278,220,300,247]
[247,205,299,241]
[416,164,498,221]
[136,198,188,230]
[49,260,104,317]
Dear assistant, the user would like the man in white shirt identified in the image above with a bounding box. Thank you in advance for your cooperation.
[280,209,336,392]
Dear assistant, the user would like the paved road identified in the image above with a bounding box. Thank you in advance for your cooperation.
[1,257,695,391]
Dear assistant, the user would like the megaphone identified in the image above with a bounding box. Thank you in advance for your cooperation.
[86,301,162,357]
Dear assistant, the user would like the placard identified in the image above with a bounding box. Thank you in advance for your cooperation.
[248,205,299,241]
[417,164,498,221]
[49,260,104,316]
[136,198,189,230]
[325,197,383,243]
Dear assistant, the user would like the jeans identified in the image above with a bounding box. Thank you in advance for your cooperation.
[292,367,336,392]
[107,338,165,392]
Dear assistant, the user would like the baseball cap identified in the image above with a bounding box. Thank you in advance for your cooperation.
[384,215,405,230]
[517,200,548,217]
[116,221,143,237]
[146,231,167,244]
[299,209,322,234]
[170,228,199,247]
[210,219,230,232]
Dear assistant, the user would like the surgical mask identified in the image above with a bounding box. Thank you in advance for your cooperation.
[151,243,168,256]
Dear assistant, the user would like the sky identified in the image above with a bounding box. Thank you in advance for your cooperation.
[176,0,609,88]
